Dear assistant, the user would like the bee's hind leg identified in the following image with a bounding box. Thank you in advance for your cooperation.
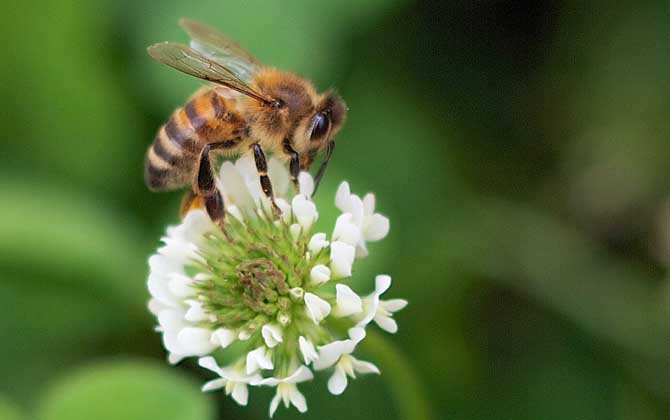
[251,143,281,218]
[196,142,232,237]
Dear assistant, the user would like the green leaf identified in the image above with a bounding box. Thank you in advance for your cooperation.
[37,360,214,420]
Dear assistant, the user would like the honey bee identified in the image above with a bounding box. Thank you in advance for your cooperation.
[145,18,346,226]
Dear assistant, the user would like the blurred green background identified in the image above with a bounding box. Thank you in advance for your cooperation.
[2,0,669,419]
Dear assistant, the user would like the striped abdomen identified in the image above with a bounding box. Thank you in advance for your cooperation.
[144,89,247,192]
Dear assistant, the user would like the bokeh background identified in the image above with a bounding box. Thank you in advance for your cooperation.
[2,1,669,419]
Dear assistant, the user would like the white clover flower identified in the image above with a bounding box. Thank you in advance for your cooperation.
[298,336,319,365]
[313,327,380,395]
[356,275,408,334]
[146,156,405,416]
[257,366,313,417]
[199,356,262,406]
[334,181,390,257]
[261,324,283,348]
[246,346,274,374]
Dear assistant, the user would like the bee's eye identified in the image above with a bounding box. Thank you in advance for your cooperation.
[310,112,330,140]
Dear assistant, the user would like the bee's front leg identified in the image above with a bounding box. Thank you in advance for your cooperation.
[282,139,300,193]
[251,143,281,218]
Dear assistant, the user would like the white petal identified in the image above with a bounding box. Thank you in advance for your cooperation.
[304,293,331,324]
[246,346,273,373]
[362,193,376,214]
[309,264,331,285]
[193,273,211,282]
[298,171,314,197]
[256,365,314,386]
[332,213,362,246]
[375,314,398,333]
[159,239,200,266]
[268,157,290,198]
[177,327,217,355]
[198,356,224,376]
[292,195,318,230]
[347,194,365,227]
[157,308,185,332]
[356,296,378,328]
[375,274,392,294]
[184,300,208,322]
[231,383,249,406]
[314,338,356,370]
[269,393,281,418]
[168,352,184,365]
[348,327,367,343]
[290,365,315,383]
[148,298,165,316]
[308,232,329,253]
[234,156,258,182]
[261,324,283,348]
[350,356,380,375]
[225,368,263,384]
[167,273,195,297]
[148,253,176,276]
[289,287,305,300]
[299,336,318,365]
[355,242,369,258]
[327,366,348,395]
[335,182,352,212]
[226,204,245,223]
[219,160,255,213]
[289,223,302,240]
[174,210,216,245]
[211,328,237,349]
[383,298,408,313]
[329,241,355,279]
[275,198,292,223]
[363,213,390,241]
[202,378,227,392]
[333,284,363,317]
[147,273,177,308]
[288,386,308,413]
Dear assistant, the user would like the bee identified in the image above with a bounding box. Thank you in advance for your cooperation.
[145,18,346,227]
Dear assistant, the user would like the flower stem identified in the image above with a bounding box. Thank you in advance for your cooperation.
[361,330,435,420]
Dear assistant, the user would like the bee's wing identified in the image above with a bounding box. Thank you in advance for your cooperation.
[147,42,270,103]
[179,18,260,82]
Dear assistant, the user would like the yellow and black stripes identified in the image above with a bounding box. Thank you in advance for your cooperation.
[144,90,246,192]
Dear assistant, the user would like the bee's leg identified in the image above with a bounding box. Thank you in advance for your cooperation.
[196,142,228,231]
[251,143,281,217]
[282,139,300,193]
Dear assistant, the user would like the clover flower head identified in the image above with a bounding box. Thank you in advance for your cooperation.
[147,156,406,416]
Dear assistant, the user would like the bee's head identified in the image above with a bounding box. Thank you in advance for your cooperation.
[301,91,347,169]
[248,69,347,179]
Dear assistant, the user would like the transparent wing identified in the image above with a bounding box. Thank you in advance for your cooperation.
[147,42,270,103]
[179,18,260,82]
